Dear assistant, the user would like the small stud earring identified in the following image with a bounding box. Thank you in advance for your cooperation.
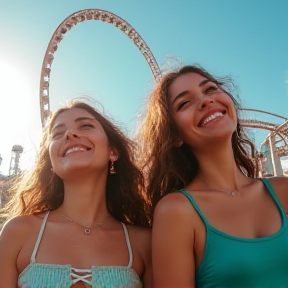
[110,161,116,174]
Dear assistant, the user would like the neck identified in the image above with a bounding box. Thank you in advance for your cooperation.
[192,142,248,192]
[60,171,109,228]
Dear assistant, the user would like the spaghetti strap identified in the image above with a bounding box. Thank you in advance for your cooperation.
[260,178,287,224]
[178,189,210,226]
[30,211,50,263]
[121,223,133,268]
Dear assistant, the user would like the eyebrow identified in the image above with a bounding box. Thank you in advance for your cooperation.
[171,79,214,105]
[51,116,96,132]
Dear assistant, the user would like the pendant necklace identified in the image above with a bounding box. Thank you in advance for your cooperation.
[59,210,110,235]
[202,177,238,198]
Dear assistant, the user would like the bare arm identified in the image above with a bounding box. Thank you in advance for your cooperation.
[152,193,196,288]
[0,217,25,288]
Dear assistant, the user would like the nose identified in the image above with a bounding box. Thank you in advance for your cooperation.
[198,97,214,109]
[65,129,80,140]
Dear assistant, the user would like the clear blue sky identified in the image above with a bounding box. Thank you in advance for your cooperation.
[0,0,287,174]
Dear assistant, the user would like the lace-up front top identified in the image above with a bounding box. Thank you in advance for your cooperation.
[18,211,142,288]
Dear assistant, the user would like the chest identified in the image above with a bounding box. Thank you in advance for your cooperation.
[191,188,285,269]
[194,189,282,238]
[196,225,288,287]
[17,225,131,274]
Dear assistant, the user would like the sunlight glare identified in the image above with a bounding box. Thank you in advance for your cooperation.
[0,59,38,175]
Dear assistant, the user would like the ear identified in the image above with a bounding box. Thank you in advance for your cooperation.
[174,138,183,148]
[109,147,119,161]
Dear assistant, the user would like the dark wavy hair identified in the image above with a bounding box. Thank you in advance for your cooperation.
[137,65,259,217]
[3,98,150,227]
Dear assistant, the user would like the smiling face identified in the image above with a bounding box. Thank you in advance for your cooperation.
[49,108,117,179]
[168,72,238,149]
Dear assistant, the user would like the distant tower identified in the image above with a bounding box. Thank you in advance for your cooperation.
[9,145,24,175]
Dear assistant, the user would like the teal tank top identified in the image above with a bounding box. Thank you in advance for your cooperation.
[18,211,142,288]
[179,178,288,288]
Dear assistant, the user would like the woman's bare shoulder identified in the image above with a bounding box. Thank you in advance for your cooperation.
[263,176,288,195]
[0,215,39,262]
[266,176,288,187]
[1,213,44,237]
[154,191,196,219]
[264,176,288,212]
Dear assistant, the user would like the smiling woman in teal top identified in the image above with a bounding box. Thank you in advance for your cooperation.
[0,98,153,288]
[137,65,288,288]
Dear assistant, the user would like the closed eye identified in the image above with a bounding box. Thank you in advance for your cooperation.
[205,84,218,93]
[177,101,190,111]
[80,123,95,129]
[51,132,64,139]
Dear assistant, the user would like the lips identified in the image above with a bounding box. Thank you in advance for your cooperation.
[198,109,226,127]
[62,144,92,157]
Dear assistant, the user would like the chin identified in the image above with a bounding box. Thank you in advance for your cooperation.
[57,164,90,177]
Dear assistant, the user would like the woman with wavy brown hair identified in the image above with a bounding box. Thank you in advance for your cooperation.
[137,65,288,288]
[0,98,152,288]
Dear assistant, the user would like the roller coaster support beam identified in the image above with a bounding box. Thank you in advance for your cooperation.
[269,135,283,176]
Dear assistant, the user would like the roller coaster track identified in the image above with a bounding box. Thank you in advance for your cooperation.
[38,10,287,161]
[240,116,288,157]
[240,119,278,131]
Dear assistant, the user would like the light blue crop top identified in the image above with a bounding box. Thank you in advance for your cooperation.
[18,211,142,288]
[179,178,288,288]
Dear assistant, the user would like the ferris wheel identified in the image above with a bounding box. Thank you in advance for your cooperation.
[39,9,161,126]
[39,9,288,176]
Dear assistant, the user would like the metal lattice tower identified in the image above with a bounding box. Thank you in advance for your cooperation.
[9,145,23,176]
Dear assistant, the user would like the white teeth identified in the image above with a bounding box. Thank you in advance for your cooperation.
[202,112,223,126]
[65,146,86,156]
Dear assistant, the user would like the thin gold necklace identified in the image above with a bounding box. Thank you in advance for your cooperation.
[201,177,238,197]
[59,210,110,235]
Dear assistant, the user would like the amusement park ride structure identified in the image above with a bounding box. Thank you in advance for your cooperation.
[38,9,288,177]
[240,109,288,176]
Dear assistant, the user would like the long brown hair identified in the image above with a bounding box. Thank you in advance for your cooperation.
[137,65,259,216]
[3,98,150,227]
